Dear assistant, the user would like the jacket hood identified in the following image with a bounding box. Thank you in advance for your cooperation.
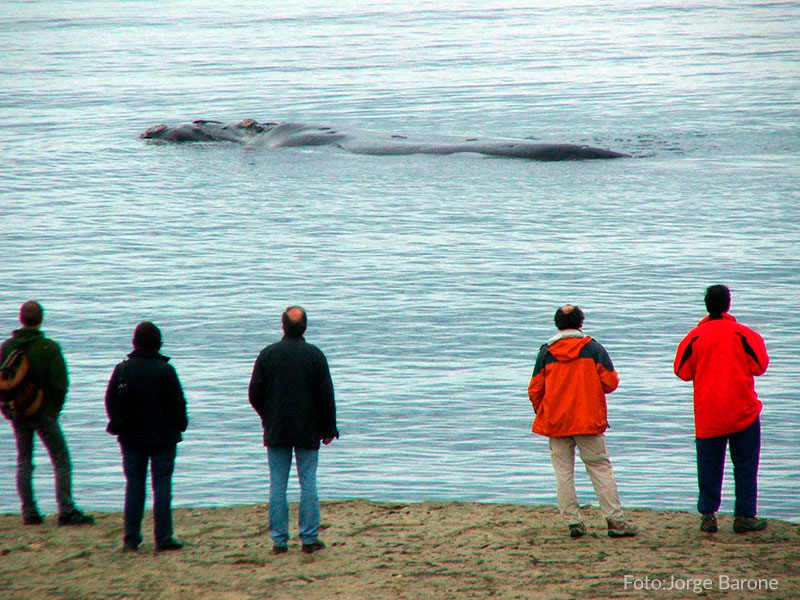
[11,328,44,342]
[547,331,592,362]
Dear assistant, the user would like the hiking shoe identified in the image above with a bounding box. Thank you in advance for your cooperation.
[58,509,94,526]
[23,513,44,525]
[271,545,288,555]
[157,538,184,551]
[733,517,767,533]
[700,513,718,533]
[607,519,638,538]
[568,522,587,538]
[301,540,326,554]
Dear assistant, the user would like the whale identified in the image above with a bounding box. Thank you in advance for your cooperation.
[140,119,630,161]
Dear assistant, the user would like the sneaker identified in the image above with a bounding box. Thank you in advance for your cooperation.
[157,538,184,551]
[700,513,718,533]
[301,540,326,554]
[733,517,767,533]
[568,522,587,538]
[271,545,288,555]
[23,514,44,525]
[607,519,638,538]
[58,509,94,526]
[122,542,139,553]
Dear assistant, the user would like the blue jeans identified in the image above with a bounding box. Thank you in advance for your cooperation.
[13,414,75,518]
[267,446,320,547]
[121,443,177,548]
[696,417,761,517]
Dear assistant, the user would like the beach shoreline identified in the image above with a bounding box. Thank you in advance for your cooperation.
[2,500,797,599]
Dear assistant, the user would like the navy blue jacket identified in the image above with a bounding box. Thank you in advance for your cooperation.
[105,349,188,450]
[249,335,338,449]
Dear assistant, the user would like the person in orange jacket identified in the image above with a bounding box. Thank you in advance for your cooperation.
[528,305,637,538]
[674,284,769,534]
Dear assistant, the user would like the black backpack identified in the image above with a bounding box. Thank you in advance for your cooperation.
[0,341,44,421]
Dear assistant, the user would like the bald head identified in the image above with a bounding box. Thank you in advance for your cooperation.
[554,304,584,330]
[19,301,44,328]
[282,306,308,338]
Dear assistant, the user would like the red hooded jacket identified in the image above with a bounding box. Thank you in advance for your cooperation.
[528,331,619,437]
[674,313,768,439]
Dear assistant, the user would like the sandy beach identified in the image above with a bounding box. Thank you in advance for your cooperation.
[1,500,797,599]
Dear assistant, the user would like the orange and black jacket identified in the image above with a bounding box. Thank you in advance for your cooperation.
[527,331,619,437]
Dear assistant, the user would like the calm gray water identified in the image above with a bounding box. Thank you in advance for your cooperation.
[1,1,798,522]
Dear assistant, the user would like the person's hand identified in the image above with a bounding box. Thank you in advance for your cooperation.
[322,438,334,445]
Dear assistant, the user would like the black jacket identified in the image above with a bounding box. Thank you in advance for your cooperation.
[249,335,338,449]
[105,349,188,450]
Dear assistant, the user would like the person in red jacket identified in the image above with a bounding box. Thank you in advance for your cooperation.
[528,305,637,538]
[674,284,769,534]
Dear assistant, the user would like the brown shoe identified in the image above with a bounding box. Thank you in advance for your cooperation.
[607,519,638,538]
[733,517,767,533]
[301,540,326,554]
[271,545,288,555]
[700,513,718,533]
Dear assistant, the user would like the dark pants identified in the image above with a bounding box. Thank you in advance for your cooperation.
[121,443,177,548]
[696,417,761,517]
[13,414,75,518]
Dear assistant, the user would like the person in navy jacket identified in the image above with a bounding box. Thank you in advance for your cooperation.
[106,321,188,552]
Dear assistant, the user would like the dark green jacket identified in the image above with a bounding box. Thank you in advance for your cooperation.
[0,327,69,421]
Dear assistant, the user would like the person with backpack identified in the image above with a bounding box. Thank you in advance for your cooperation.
[0,301,94,526]
[105,321,188,552]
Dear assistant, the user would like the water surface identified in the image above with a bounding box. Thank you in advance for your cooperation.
[1,0,798,522]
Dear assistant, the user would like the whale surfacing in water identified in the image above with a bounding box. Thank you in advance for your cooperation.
[140,119,630,161]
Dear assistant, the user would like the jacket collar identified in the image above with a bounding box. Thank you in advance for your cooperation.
[126,348,171,362]
[699,312,736,325]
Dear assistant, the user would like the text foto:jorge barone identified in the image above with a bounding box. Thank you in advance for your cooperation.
[623,574,780,593]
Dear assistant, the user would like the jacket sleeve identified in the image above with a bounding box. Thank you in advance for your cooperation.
[167,365,188,433]
[315,352,338,439]
[527,373,544,413]
[592,342,619,394]
[674,332,697,381]
[248,353,265,420]
[527,347,547,412]
[105,363,122,435]
[738,327,769,376]
[45,341,69,413]
[599,366,620,394]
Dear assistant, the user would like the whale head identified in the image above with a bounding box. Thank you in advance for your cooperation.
[140,124,168,139]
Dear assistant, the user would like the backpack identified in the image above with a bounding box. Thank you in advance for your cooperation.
[0,342,45,421]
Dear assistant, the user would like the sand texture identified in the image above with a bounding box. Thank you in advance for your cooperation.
[1,500,797,599]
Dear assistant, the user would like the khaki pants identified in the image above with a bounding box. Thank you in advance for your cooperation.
[548,434,624,523]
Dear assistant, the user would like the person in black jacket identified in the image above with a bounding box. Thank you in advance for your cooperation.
[249,306,338,555]
[105,321,188,552]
